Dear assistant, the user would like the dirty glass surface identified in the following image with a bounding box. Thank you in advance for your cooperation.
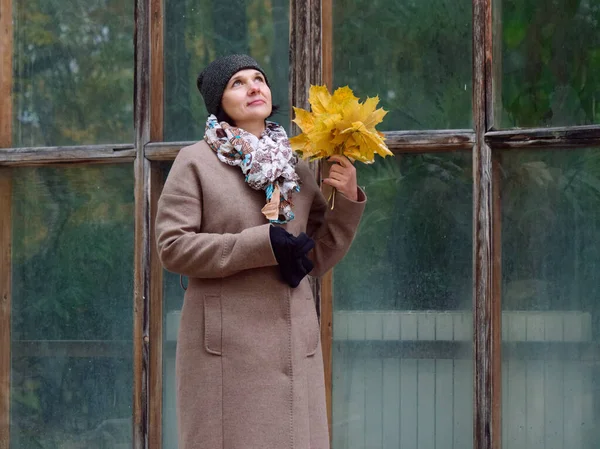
[164,0,290,141]
[332,153,474,449]
[10,165,134,448]
[13,0,134,147]
[495,0,600,128]
[333,0,472,131]
[163,271,184,449]
[500,149,600,448]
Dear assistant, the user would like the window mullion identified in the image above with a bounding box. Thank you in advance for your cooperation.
[0,0,12,442]
[148,0,165,448]
[133,0,151,447]
[0,168,12,449]
[473,0,501,449]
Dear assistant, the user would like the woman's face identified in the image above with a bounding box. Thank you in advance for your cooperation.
[221,69,272,125]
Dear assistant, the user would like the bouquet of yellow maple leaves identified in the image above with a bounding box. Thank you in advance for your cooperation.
[289,85,393,206]
[290,85,392,162]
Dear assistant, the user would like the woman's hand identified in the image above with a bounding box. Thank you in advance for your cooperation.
[323,155,358,201]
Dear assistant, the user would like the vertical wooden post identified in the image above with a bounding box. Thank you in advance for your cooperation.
[148,0,164,447]
[473,0,500,448]
[148,164,164,449]
[0,169,11,449]
[320,0,334,440]
[0,0,12,447]
[134,0,151,446]
[290,0,335,441]
[150,0,164,143]
[289,0,322,124]
[491,151,503,446]
[289,0,323,296]
[0,0,11,148]
[321,0,333,90]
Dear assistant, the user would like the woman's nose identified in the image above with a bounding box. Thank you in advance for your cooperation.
[248,82,261,95]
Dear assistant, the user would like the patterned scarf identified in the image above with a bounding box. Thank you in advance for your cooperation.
[204,115,300,223]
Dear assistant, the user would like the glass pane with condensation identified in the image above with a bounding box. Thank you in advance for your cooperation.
[333,0,473,131]
[163,268,184,449]
[10,165,134,448]
[12,0,134,147]
[332,153,473,449]
[500,149,600,448]
[164,0,290,141]
[495,0,600,128]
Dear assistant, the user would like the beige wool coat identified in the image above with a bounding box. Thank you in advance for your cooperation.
[155,140,366,449]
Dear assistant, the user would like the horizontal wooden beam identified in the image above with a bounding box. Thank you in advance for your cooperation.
[386,130,474,152]
[144,142,189,161]
[145,131,476,162]
[486,125,600,149]
[0,144,136,166]
[12,340,132,358]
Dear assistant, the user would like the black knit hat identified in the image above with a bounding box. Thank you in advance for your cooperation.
[196,54,270,116]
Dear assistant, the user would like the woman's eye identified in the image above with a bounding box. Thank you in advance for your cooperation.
[255,76,264,83]
[232,80,242,87]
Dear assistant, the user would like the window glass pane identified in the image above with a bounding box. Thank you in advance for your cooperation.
[164,0,290,141]
[496,0,600,128]
[10,165,134,448]
[333,0,472,131]
[332,153,473,448]
[163,269,184,449]
[13,0,134,147]
[501,149,600,448]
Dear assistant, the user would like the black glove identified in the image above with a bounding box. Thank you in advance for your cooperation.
[269,226,315,287]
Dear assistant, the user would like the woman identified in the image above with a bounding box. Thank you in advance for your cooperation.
[155,54,366,449]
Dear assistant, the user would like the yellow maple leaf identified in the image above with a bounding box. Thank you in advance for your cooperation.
[308,85,333,115]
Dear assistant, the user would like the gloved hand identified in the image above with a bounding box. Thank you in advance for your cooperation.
[269,226,315,287]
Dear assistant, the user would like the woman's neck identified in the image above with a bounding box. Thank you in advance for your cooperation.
[236,120,266,138]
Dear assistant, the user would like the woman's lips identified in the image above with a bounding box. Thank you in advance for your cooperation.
[247,99,266,106]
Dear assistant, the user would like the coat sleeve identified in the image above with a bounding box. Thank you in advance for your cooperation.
[155,149,277,279]
[306,184,367,277]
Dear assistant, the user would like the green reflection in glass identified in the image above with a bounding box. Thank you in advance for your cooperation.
[500,149,600,447]
[13,0,134,147]
[163,271,184,449]
[332,153,473,449]
[497,0,600,127]
[333,0,472,130]
[164,0,290,141]
[12,165,134,340]
[335,153,473,311]
[502,149,600,310]
[10,164,134,448]
[11,357,132,448]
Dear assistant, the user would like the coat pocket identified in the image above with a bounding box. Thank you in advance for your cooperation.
[204,295,222,355]
[306,304,320,357]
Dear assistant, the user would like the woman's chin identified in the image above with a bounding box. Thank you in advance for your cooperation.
[242,110,272,123]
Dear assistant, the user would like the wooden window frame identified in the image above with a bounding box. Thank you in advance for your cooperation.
[1,1,600,449]
[0,0,13,446]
